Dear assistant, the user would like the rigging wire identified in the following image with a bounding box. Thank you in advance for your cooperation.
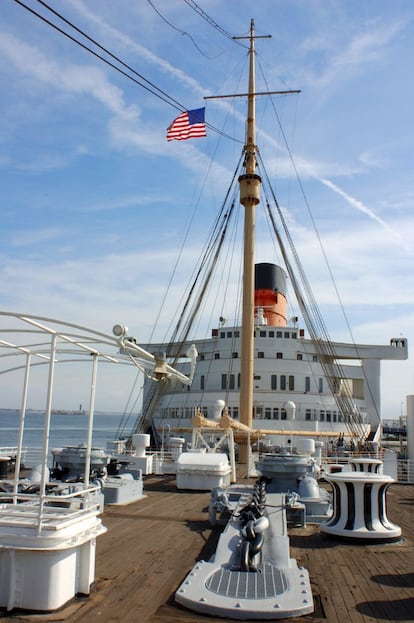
[13,0,241,141]
[183,0,248,48]
[257,59,381,428]
[133,155,244,438]
[147,0,220,59]
[258,153,367,439]
[15,0,181,110]
[168,155,244,351]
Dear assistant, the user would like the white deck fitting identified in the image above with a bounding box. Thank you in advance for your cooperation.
[320,472,401,541]
[0,498,106,611]
[349,458,383,473]
[176,452,232,490]
[103,473,145,505]
[175,489,313,619]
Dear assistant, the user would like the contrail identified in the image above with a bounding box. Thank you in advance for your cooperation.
[320,177,401,240]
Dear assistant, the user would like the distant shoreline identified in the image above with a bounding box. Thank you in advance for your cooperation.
[0,408,125,415]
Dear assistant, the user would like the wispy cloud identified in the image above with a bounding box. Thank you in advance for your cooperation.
[299,19,407,89]
[0,31,142,152]
[10,227,64,247]
[67,0,207,98]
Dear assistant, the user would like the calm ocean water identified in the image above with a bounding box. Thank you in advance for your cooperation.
[0,409,137,467]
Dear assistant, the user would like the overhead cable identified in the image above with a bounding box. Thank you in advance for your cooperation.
[13,0,241,141]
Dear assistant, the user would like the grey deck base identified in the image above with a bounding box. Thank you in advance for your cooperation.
[175,561,313,620]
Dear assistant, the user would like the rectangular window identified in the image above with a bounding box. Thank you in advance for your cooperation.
[221,374,227,390]
[258,351,264,358]
[265,408,271,420]
[277,331,282,338]
[200,375,205,390]
[255,407,264,420]
[200,353,205,361]
[260,330,266,337]
[305,376,310,392]
[227,331,232,338]
[297,353,303,360]
[273,408,279,420]
[319,378,323,393]
[292,332,297,339]
[289,375,294,390]
[305,409,312,421]
[214,353,220,359]
[233,407,239,419]
[276,352,283,359]
[271,374,277,390]
[320,410,325,422]
[229,374,235,390]
[220,332,225,338]
[280,375,286,390]
[326,411,331,422]
[313,355,318,362]
[284,332,290,338]
[281,409,287,420]
[234,330,240,337]
[269,330,275,337]
[232,352,238,358]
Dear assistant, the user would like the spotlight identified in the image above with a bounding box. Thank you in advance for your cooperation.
[112,324,128,337]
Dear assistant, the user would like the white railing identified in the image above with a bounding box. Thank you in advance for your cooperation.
[151,450,178,475]
[248,450,414,484]
[397,459,414,484]
[0,446,20,456]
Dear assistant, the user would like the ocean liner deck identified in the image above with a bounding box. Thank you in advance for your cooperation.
[1,474,412,623]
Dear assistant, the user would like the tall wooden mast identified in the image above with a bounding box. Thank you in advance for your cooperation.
[237,20,263,461]
[205,22,298,464]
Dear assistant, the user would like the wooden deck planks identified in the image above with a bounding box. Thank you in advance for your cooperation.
[288,483,414,623]
[0,479,413,623]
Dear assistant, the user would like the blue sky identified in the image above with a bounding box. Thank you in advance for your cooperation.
[0,0,413,416]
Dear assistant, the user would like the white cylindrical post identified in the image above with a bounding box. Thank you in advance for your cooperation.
[132,434,150,458]
[406,395,414,461]
[320,472,401,542]
[84,353,99,488]
[13,353,31,501]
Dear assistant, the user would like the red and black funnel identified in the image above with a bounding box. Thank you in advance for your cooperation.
[254,263,287,327]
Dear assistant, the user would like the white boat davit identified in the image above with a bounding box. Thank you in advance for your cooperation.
[0,313,191,612]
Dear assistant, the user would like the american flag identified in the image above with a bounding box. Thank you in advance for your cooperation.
[166,108,207,141]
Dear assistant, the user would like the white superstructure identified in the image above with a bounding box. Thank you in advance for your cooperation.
[143,263,407,445]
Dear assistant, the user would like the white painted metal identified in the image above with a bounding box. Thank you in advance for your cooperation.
[0,493,105,611]
[320,472,401,541]
[0,311,189,612]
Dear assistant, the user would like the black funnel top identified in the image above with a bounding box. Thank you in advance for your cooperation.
[255,263,286,296]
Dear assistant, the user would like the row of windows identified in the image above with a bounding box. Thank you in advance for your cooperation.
[200,374,324,393]
[160,406,343,422]
[200,352,318,362]
[256,408,343,422]
[214,330,299,339]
